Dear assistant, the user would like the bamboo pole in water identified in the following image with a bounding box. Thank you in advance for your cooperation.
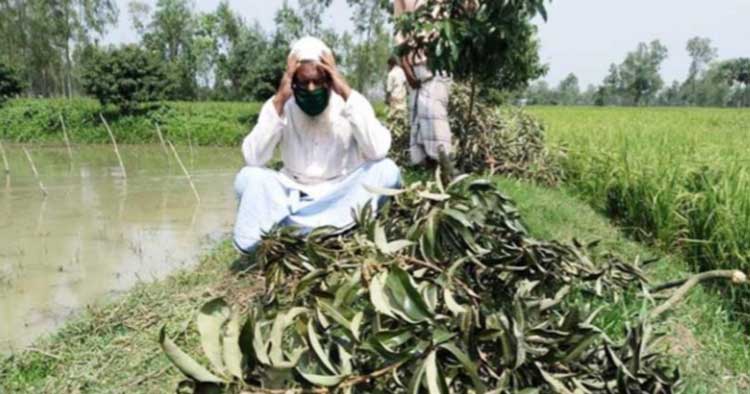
[0,140,9,174]
[187,129,194,168]
[154,123,169,155]
[167,140,200,203]
[99,113,127,178]
[23,147,48,196]
[58,113,73,161]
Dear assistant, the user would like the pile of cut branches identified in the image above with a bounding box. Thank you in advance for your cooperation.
[159,173,747,393]
[387,84,563,185]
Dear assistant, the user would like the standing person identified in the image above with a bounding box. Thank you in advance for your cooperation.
[232,36,401,254]
[393,0,453,167]
[385,56,408,116]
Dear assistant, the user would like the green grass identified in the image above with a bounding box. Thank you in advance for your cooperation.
[2,175,748,393]
[530,106,750,297]
[0,98,262,146]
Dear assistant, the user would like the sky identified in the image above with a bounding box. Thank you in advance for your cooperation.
[105,0,750,87]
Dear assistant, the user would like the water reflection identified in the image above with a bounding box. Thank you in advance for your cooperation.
[0,145,242,353]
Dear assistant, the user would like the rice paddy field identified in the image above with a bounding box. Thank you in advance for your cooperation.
[530,106,750,311]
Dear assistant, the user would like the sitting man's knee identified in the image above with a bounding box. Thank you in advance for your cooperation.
[372,158,401,188]
[234,166,275,196]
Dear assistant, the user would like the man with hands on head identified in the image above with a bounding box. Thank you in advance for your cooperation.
[233,36,401,255]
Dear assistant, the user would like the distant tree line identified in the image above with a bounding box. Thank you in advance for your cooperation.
[525,37,750,107]
[0,0,392,109]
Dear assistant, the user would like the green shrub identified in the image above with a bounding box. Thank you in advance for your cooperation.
[0,62,24,105]
[81,45,171,112]
[0,98,261,146]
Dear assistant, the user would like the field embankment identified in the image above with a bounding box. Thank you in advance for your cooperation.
[0,98,262,146]
[2,176,748,393]
[532,106,750,308]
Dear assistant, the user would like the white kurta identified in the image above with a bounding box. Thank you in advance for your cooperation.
[242,90,392,186]
[234,90,399,253]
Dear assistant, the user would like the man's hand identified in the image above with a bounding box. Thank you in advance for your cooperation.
[320,52,352,100]
[273,54,299,116]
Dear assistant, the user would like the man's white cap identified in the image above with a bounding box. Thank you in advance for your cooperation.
[290,36,332,62]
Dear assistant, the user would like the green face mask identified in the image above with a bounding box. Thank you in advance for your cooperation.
[293,85,330,117]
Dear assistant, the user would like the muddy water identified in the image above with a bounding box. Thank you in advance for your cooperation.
[0,144,243,353]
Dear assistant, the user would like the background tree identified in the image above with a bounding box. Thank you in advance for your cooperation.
[557,73,580,105]
[342,0,392,95]
[617,40,668,105]
[0,0,118,97]
[394,0,549,117]
[720,58,750,107]
[684,37,718,104]
[657,80,684,106]
[81,44,171,112]
[0,62,24,104]
[525,80,555,105]
[593,64,622,106]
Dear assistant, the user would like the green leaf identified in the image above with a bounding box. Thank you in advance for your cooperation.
[222,310,244,381]
[444,288,468,315]
[160,326,224,384]
[419,191,451,201]
[443,208,473,228]
[369,271,397,319]
[424,350,449,394]
[539,368,574,394]
[308,319,338,374]
[269,308,308,366]
[252,315,271,366]
[374,223,389,253]
[297,370,347,386]
[383,239,415,255]
[351,312,364,341]
[318,299,357,339]
[408,357,428,394]
[197,298,231,376]
[338,345,353,375]
[387,267,434,323]
[439,343,486,393]
[364,184,406,196]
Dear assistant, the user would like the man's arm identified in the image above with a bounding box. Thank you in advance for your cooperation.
[241,98,284,166]
[400,56,420,89]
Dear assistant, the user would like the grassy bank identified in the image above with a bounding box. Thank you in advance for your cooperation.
[0,98,262,146]
[530,106,750,296]
[1,176,748,393]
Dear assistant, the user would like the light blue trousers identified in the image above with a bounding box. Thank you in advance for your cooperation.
[233,159,401,254]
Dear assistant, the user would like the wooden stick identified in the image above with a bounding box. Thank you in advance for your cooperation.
[154,123,169,155]
[58,113,73,161]
[648,269,747,320]
[99,113,127,178]
[23,147,48,196]
[187,129,194,167]
[0,140,9,174]
[167,140,200,203]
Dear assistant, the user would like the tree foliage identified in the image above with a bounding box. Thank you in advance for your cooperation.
[617,40,669,106]
[393,0,548,95]
[80,44,171,111]
[0,62,24,105]
[0,0,117,97]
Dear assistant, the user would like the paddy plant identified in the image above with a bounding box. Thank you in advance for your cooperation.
[532,106,750,303]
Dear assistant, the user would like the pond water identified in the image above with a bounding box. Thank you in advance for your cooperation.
[0,144,243,353]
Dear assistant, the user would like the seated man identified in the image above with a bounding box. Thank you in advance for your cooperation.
[233,36,401,254]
